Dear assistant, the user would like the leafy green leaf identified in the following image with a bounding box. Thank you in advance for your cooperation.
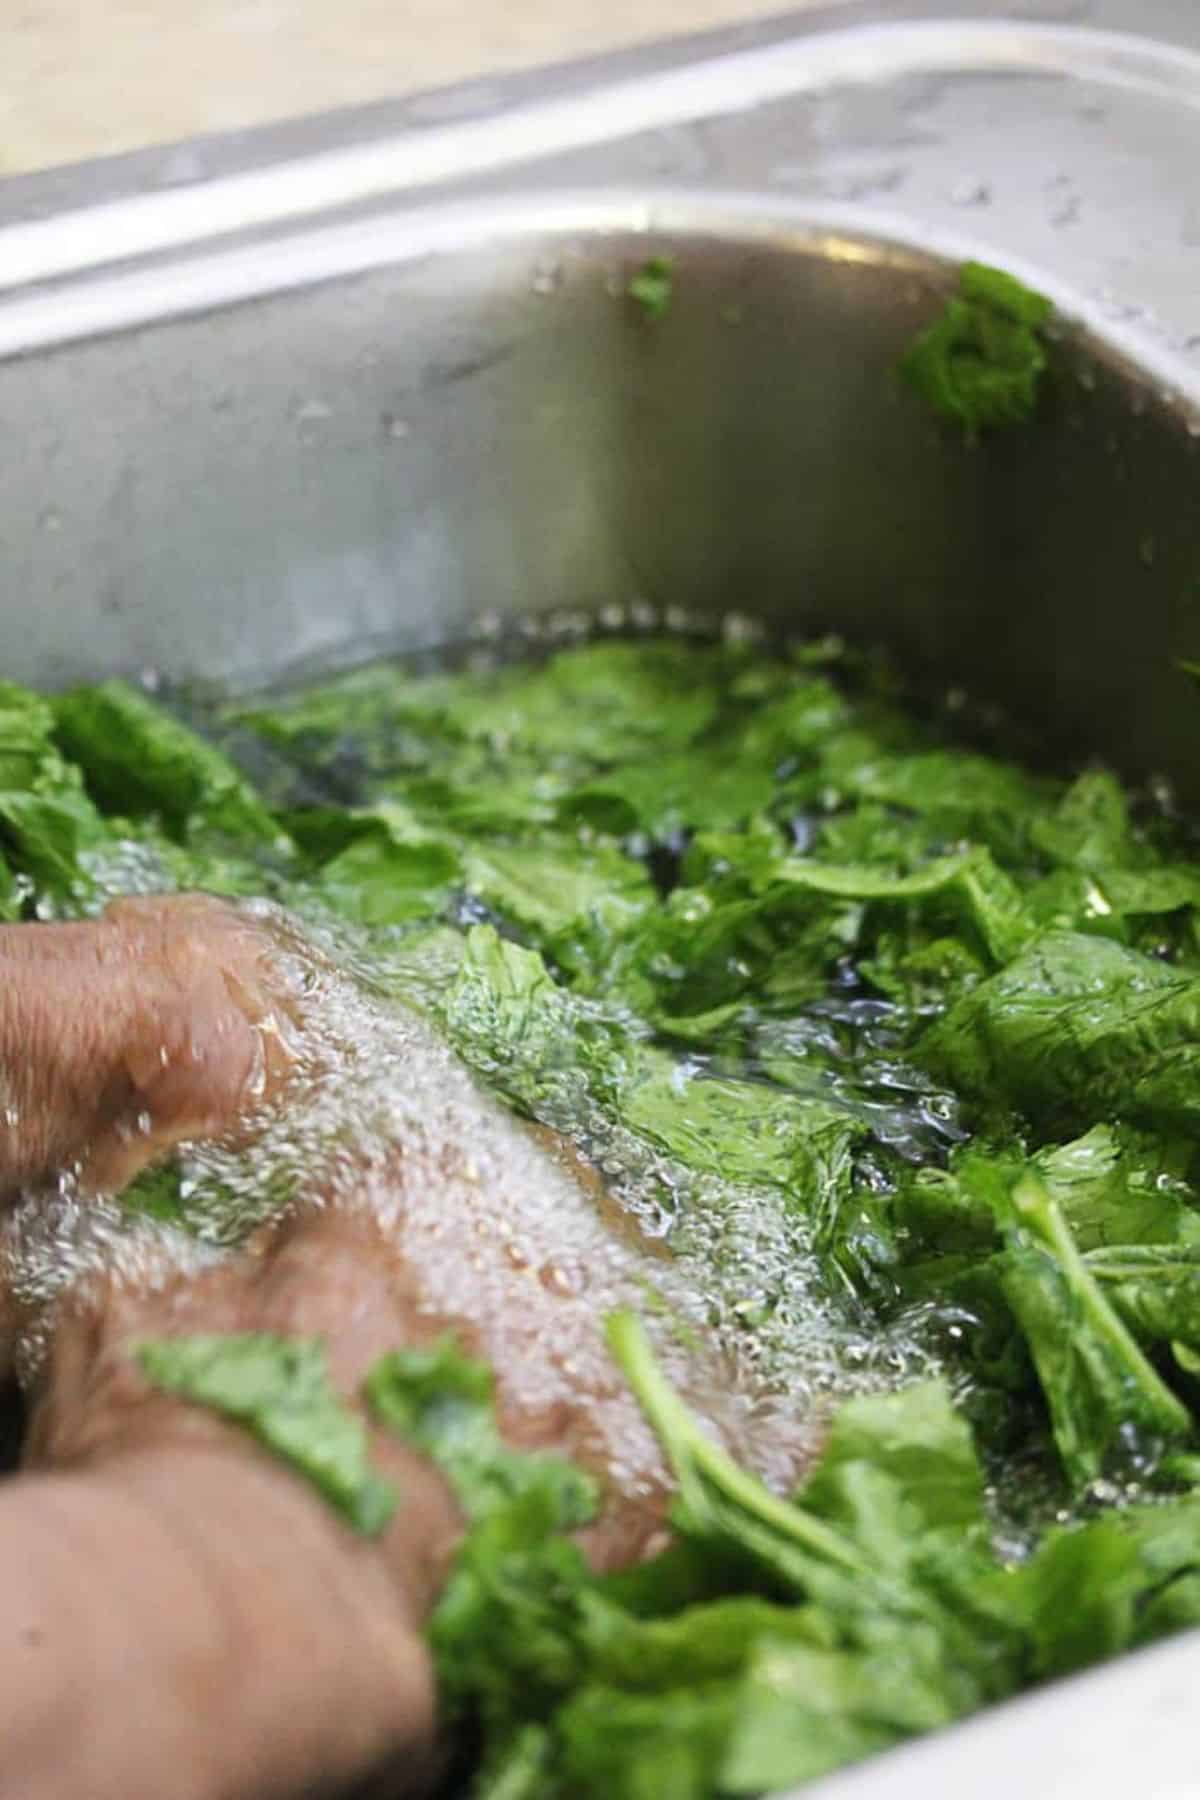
[0,681,116,910]
[441,642,724,763]
[922,931,1200,1136]
[901,260,1053,437]
[465,839,653,944]
[439,924,634,1121]
[995,1173,1192,1486]
[289,802,462,923]
[1010,1492,1200,1677]
[55,681,283,847]
[628,256,675,321]
[560,751,777,839]
[620,1049,865,1209]
[138,1333,396,1533]
[365,1338,596,1529]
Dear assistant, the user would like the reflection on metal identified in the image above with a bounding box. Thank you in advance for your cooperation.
[1,19,1200,294]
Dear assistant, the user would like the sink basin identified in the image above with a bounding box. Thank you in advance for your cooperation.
[4,8,1200,1795]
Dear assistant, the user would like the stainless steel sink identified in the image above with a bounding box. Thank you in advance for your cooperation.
[3,5,1200,1795]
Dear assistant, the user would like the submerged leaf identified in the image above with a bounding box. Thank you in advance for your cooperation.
[138,1333,396,1533]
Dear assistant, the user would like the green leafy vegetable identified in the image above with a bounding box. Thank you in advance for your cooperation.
[620,1049,865,1211]
[365,1337,596,1530]
[921,930,1200,1136]
[138,1333,396,1534]
[628,256,675,321]
[8,622,1200,1793]
[368,1320,1035,1797]
[54,680,283,845]
[996,1172,1191,1485]
[901,260,1053,437]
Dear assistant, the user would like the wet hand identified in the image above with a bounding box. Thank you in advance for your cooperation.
[0,893,308,1198]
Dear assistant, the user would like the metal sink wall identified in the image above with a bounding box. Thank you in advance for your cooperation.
[4,210,1200,796]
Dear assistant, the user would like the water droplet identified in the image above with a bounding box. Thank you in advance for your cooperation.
[38,507,61,534]
[1096,289,1142,324]
[949,177,991,207]
[845,168,905,201]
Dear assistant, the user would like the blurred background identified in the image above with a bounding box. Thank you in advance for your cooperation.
[4,0,810,176]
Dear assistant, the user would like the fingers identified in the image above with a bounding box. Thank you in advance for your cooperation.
[0,895,309,1200]
[20,1209,465,1625]
[244,1207,428,1395]
[0,1447,442,1800]
[19,1208,419,1466]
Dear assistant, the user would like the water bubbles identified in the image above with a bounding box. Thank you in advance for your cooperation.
[2,1189,222,1385]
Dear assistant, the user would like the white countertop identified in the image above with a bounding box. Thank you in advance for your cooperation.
[3,0,792,177]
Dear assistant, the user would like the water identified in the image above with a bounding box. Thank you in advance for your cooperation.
[0,623,1055,1506]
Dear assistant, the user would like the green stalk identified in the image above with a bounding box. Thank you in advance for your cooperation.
[606,1310,874,1585]
[1011,1174,1191,1441]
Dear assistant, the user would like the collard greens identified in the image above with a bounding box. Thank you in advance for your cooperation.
[17,626,1200,1795]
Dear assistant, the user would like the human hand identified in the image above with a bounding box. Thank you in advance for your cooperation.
[0,891,811,1800]
[0,892,678,1798]
[6,1202,458,1800]
[0,893,309,1199]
